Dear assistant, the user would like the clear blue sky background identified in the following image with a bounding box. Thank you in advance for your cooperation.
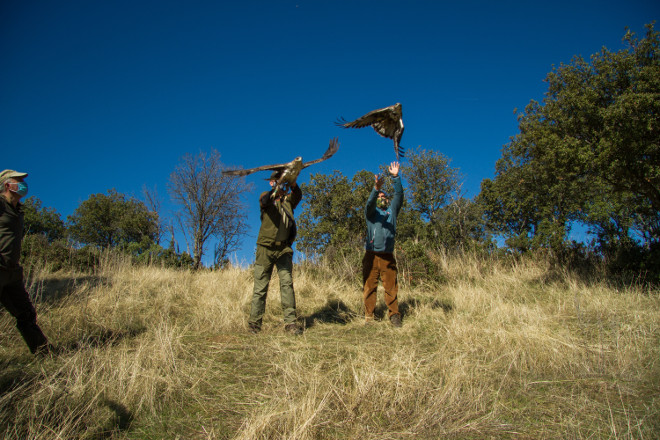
[2,0,658,266]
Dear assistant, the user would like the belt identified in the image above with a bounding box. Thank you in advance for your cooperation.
[366,250,391,255]
[258,242,288,249]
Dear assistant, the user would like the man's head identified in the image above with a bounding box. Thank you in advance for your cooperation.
[267,170,282,182]
[267,171,288,195]
[0,169,28,199]
[377,191,390,209]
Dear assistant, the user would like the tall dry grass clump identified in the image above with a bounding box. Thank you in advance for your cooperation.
[1,251,658,439]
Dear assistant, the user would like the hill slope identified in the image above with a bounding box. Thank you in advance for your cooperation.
[1,255,659,439]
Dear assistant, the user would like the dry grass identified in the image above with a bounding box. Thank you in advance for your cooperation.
[1,253,658,439]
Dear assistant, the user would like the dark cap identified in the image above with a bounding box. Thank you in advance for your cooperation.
[266,171,282,181]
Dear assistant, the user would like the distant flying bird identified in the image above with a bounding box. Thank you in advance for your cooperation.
[335,103,405,161]
[223,138,340,192]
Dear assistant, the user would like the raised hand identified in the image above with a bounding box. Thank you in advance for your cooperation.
[374,173,383,191]
[388,162,400,177]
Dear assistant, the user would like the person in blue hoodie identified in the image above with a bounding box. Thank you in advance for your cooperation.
[362,162,404,327]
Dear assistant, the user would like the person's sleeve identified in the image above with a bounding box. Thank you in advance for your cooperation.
[365,188,379,218]
[289,183,303,209]
[391,176,404,215]
[259,190,275,210]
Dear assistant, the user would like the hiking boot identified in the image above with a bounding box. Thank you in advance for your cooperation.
[390,314,402,328]
[34,343,56,358]
[285,324,303,335]
[248,323,261,334]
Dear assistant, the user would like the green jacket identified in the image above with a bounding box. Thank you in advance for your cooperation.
[0,197,24,269]
[256,184,302,247]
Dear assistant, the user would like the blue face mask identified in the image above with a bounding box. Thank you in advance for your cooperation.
[10,181,28,197]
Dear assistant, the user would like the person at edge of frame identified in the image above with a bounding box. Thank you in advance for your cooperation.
[0,169,54,355]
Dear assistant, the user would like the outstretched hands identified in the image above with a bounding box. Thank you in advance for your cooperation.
[388,162,399,177]
[374,162,400,190]
[374,173,383,190]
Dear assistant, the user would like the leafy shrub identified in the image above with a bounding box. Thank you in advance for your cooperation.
[21,235,100,272]
[21,235,193,273]
[396,240,445,287]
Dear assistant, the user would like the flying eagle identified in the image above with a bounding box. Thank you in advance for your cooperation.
[335,103,405,161]
[223,138,340,192]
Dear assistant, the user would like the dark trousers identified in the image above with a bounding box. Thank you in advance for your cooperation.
[362,251,400,318]
[0,267,49,353]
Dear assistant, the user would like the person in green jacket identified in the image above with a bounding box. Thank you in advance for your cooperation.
[362,162,404,327]
[0,169,53,354]
[248,172,303,335]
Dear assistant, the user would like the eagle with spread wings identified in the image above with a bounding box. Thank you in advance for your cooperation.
[335,103,404,161]
[222,138,339,192]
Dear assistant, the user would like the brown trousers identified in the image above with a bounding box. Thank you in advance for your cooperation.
[362,251,399,318]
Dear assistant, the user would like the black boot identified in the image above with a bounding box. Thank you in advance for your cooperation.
[17,320,50,354]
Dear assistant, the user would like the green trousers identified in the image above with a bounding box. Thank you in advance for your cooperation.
[248,244,297,326]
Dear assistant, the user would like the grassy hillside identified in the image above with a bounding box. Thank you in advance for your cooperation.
[1,254,658,439]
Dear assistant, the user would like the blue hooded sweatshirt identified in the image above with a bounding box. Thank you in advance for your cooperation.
[364,176,403,253]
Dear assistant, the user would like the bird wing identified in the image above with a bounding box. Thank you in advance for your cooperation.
[222,162,290,177]
[335,104,403,139]
[223,138,339,177]
[302,137,340,168]
[335,108,389,129]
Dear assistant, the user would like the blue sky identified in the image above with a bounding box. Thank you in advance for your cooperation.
[2,0,658,265]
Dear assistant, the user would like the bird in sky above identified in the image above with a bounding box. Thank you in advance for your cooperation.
[223,138,340,193]
[335,103,405,161]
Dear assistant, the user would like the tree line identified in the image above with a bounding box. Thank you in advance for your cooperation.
[22,150,251,272]
[479,23,659,280]
[24,24,659,283]
[298,23,658,284]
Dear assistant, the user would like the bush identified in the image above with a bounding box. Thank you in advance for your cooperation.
[21,235,194,273]
[396,240,445,287]
[121,237,194,269]
[602,240,660,285]
[21,235,100,272]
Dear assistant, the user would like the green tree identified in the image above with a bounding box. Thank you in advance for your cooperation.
[480,23,660,257]
[124,236,194,268]
[297,170,372,257]
[401,147,460,223]
[68,189,158,248]
[22,196,66,242]
[401,147,488,250]
[432,197,492,250]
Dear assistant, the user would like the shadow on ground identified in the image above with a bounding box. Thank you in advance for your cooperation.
[0,366,135,438]
[372,296,454,321]
[60,326,147,352]
[399,297,454,316]
[0,366,32,397]
[303,299,357,329]
[29,275,111,305]
[97,398,134,438]
[303,295,454,328]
